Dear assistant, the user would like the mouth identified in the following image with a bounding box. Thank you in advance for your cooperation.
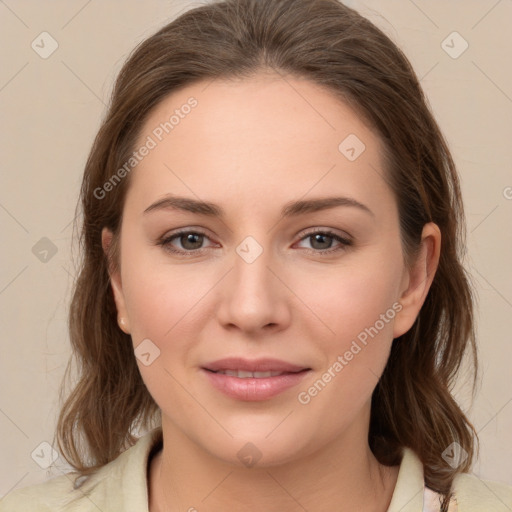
[204,369,304,378]
[201,358,312,401]
[202,356,310,374]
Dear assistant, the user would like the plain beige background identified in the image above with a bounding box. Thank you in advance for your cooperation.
[1,0,511,498]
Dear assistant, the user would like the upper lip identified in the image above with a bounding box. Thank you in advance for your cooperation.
[202,357,310,373]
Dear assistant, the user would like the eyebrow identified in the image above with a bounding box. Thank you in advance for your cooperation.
[143,194,374,218]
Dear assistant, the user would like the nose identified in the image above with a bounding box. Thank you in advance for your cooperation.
[216,239,292,335]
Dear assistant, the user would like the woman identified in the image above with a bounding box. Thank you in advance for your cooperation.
[2,0,511,510]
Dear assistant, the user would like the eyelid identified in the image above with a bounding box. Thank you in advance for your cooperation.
[295,225,351,241]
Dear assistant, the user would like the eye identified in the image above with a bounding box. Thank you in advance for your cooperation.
[156,227,353,257]
[295,228,352,255]
[157,229,215,255]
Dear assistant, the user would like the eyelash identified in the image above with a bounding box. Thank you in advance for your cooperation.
[156,227,353,257]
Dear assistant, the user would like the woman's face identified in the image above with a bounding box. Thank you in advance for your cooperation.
[104,71,437,466]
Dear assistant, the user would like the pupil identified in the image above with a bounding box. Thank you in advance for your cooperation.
[183,233,202,249]
[312,234,331,249]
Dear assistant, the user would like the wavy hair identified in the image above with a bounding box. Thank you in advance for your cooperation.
[55,0,479,508]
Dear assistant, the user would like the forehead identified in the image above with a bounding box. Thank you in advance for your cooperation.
[127,72,392,217]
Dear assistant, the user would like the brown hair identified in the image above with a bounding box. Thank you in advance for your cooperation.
[55,0,478,507]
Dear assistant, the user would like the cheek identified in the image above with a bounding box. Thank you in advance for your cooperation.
[294,251,403,403]
[294,269,400,433]
[296,254,403,346]
[121,249,219,342]
[120,257,217,412]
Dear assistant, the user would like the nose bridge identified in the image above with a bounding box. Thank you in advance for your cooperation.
[232,233,278,301]
[216,232,290,332]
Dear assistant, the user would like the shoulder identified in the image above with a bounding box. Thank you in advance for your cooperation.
[0,473,77,511]
[391,447,512,512]
[451,472,512,512]
[0,427,163,512]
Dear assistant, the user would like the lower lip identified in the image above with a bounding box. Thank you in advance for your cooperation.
[201,369,311,401]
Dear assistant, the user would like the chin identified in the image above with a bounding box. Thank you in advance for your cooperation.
[200,423,315,469]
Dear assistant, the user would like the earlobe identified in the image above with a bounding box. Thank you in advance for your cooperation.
[101,227,131,334]
[393,222,441,339]
[118,316,130,334]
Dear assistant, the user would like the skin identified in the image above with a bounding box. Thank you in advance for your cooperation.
[102,70,441,512]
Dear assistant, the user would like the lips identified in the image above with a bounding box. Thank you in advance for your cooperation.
[201,357,311,400]
[202,357,309,374]
[213,369,287,378]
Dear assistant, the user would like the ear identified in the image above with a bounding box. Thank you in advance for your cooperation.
[393,222,441,338]
[101,227,131,334]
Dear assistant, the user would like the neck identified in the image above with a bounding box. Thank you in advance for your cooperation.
[148,416,399,512]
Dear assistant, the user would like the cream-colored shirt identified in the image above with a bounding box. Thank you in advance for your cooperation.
[2,428,511,511]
